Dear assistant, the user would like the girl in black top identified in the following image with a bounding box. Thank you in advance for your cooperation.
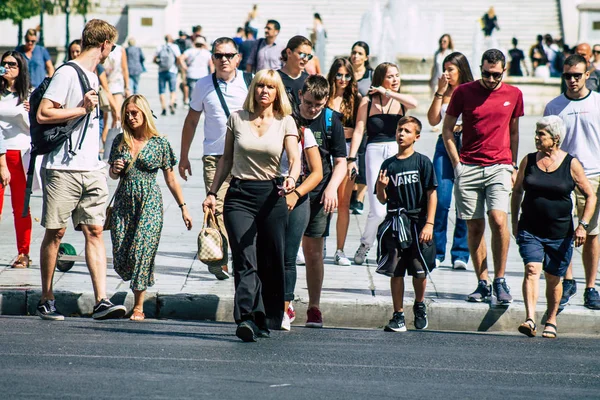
[347,62,418,265]
[326,58,360,266]
[350,41,373,97]
[278,35,312,112]
[512,116,596,339]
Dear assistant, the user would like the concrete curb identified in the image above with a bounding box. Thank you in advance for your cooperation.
[2,289,599,335]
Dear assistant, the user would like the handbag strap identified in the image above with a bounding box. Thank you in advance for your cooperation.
[202,207,219,229]
[106,145,141,208]
[212,73,230,118]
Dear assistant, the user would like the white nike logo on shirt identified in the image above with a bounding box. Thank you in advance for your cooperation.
[503,101,511,106]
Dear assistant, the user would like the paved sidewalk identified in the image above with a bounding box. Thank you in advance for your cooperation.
[1,74,598,335]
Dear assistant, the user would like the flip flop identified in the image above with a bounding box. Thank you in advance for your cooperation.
[11,254,31,269]
[129,309,145,321]
[542,323,557,339]
[518,319,537,337]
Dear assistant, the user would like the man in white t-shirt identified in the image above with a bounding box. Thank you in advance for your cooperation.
[544,54,600,310]
[181,36,214,100]
[154,35,182,116]
[179,37,249,280]
[36,19,127,321]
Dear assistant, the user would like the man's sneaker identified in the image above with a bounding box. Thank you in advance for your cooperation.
[354,243,370,265]
[296,247,306,266]
[352,201,364,215]
[560,279,577,307]
[208,264,230,280]
[92,299,127,320]
[281,313,291,331]
[467,280,492,302]
[384,311,406,332]
[305,307,323,328]
[334,250,352,266]
[36,299,65,321]
[584,287,600,310]
[493,277,513,304]
[236,320,258,342]
[452,260,467,270]
[413,302,428,330]
[287,304,296,323]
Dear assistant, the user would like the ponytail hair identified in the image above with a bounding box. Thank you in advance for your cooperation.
[281,35,313,62]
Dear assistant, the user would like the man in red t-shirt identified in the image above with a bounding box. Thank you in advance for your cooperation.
[442,49,524,305]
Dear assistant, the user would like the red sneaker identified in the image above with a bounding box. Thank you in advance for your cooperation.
[287,304,296,323]
[305,307,323,328]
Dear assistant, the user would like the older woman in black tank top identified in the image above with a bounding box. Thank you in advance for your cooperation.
[346,62,418,265]
[512,116,596,339]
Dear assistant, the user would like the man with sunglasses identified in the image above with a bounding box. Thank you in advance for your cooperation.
[179,37,248,280]
[15,28,54,89]
[35,19,126,321]
[560,43,600,93]
[246,20,283,73]
[544,54,600,310]
[442,49,524,305]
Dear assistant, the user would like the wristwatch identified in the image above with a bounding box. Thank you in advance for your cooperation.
[579,220,590,230]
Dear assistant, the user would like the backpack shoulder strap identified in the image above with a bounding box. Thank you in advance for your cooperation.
[64,62,93,152]
[242,72,253,89]
[212,73,230,118]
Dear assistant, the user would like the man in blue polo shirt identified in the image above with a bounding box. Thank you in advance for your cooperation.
[15,28,54,89]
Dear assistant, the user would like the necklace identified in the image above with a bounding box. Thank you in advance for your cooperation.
[383,97,394,114]
[538,152,558,172]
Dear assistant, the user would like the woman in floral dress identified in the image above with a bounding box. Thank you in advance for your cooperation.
[108,95,192,321]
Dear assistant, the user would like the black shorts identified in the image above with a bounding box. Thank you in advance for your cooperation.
[304,197,331,238]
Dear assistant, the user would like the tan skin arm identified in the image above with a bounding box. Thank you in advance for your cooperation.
[202,128,235,213]
[509,117,520,184]
[37,92,97,125]
[375,169,389,205]
[346,96,369,176]
[571,157,597,247]
[0,153,10,187]
[419,189,437,243]
[285,145,323,210]
[98,70,119,127]
[427,75,449,126]
[441,113,460,167]
[510,156,528,237]
[179,108,202,180]
[121,47,130,96]
[45,59,55,78]
[163,167,193,230]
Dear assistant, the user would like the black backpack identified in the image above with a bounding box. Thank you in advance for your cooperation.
[23,62,93,217]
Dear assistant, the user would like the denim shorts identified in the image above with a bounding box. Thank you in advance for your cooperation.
[516,230,573,277]
[158,71,177,94]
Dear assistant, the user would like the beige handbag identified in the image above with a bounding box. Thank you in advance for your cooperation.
[197,209,224,263]
[99,86,111,113]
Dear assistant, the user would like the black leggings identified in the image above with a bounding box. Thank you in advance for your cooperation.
[224,178,287,331]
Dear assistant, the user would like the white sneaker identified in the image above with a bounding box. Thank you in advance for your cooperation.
[296,247,306,265]
[281,312,291,331]
[453,260,467,270]
[435,259,441,268]
[334,250,351,266]
[354,243,370,265]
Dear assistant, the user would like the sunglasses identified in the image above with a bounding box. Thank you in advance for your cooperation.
[111,44,116,52]
[481,70,503,79]
[562,72,583,81]
[335,73,352,81]
[213,53,238,60]
[594,50,600,54]
[25,39,37,44]
[2,61,18,69]
[297,52,314,61]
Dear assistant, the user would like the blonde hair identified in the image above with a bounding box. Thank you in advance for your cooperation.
[119,95,160,151]
[243,69,292,117]
[82,19,118,50]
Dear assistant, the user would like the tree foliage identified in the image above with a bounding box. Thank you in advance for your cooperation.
[0,0,41,24]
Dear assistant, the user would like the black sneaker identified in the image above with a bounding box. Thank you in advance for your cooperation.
[467,280,492,302]
[236,320,258,342]
[560,279,577,307]
[384,312,406,332]
[169,105,175,115]
[92,299,127,320]
[352,201,364,215]
[413,302,428,330]
[161,109,167,116]
[36,299,65,321]
[584,287,600,310]
[493,277,513,305]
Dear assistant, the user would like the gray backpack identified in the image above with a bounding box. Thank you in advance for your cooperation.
[156,45,175,71]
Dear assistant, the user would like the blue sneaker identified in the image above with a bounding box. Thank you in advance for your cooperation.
[584,287,600,310]
[560,279,577,307]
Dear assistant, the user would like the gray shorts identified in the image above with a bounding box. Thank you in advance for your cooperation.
[41,168,109,230]
[453,163,512,220]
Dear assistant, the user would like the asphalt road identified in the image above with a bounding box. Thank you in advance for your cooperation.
[0,316,598,399]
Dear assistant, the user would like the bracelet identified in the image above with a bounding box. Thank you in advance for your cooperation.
[179,202,186,208]
[293,189,302,199]
[207,191,218,199]
[286,176,296,185]
[385,89,390,98]
[426,222,434,226]
[347,156,357,162]
[434,92,444,98]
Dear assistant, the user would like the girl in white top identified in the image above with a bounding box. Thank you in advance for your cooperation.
[426,51,473,270]
[203,69,301,342]
[0,51,33,268]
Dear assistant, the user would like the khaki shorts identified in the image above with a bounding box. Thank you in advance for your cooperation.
[41,168,109,230]
[575,174,600,235]
[453,163,512,220]
[203,155,230,238]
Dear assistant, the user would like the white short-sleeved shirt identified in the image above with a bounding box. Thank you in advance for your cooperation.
[154,43,181,74]
[544,91,600,176]
[281,127,318,175]
[42,61,102,171]
[0,92,30,151]
[183,48,212,80]
[190,71,249,155]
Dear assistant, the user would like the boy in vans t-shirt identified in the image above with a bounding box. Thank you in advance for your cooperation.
[376,116,437,332]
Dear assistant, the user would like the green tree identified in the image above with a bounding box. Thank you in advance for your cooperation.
[0,0,41,45]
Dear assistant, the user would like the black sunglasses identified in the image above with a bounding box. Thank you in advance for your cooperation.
[297,52,314,61]
[2,61,18,68]
[481,70,503,79]
[335,73,352,81]
[562,72,583,81]
[111,44,116,52]
[594,50,600,54]
[25,39,37,44]
[213,53,238,60]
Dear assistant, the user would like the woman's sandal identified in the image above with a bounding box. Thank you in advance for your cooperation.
[11,254,31,269]
[542,323,557,339]
[130,309,145,321]
[518,319,537,337]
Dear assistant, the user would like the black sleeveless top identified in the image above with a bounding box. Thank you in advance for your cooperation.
[519,152,575,239]
[366,96,405,145]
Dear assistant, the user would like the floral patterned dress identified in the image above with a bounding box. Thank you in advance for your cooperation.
[108,134,177,291]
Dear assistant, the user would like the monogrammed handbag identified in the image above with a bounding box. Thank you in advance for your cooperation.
[197,209,224,263]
